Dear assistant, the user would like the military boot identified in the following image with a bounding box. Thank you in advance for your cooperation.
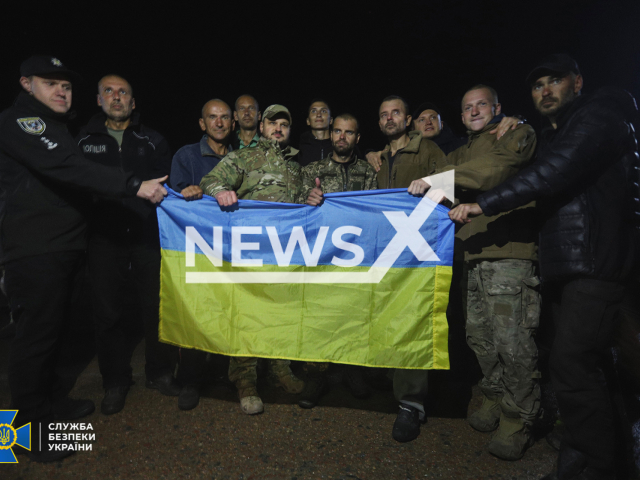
[468,392,502,432]
[270,363,304,394]
[238,384,264,415]
[488,412,534,460]
[298,373,327,409]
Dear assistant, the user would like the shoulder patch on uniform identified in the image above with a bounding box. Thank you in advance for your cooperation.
[16,117,46,135]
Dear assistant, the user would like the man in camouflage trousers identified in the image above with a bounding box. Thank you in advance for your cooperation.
[409,85,540,460]
[298,113,378,409]
[200,105,304,415]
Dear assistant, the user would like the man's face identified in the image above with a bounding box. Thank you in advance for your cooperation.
[260,115,291,146]
[331,118,360,156]
[234,96,260,130]
[414,109,442,138]
[199,101,234,143]
[531,74,583,118]
[306,101,332,130]
[97,76,135,122]
[461,88,501,132]
[21,75,72,114]
[379,100,411,137]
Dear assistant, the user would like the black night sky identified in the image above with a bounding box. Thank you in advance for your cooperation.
[2,0,639,152]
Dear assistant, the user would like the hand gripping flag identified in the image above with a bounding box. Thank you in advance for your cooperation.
[158,188,454,369]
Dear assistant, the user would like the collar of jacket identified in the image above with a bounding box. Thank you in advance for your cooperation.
[465,113,506,139]
[385,130,423,155]
[199,134,233,157]
[327,151,357,166]
[543,87,638,139]
[15,91,76,123]
[433,124,456,145]
[85,111,142,134]
[300,130,332,145]
[258,136,300,159]
[551,93,593,131]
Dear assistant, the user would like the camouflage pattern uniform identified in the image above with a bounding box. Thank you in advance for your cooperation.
[199,137,303,394]
[300,152,378,201]
[200,137,302,203]
[300,153,378,374]
[466,259,541,423]
[438,122,540,446]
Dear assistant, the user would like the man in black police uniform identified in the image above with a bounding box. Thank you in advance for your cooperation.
[449,54,639,480]
[0,55,167,462]
[77,75,178,416]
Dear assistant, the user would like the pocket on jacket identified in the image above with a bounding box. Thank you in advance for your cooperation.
[485,284,522,325]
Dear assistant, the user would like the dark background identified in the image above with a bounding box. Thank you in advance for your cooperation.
[2,0,639,152]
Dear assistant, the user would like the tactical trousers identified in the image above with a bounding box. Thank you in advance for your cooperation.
[465,259,541,423]
[228,357,292,388]
[6,251,85,426]
[547,277,625,473]
[88,234,176,389]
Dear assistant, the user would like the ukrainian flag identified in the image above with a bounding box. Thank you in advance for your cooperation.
[158,188,454,369]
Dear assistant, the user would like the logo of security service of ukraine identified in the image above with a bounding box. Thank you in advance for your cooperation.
[16,117,46,135]
[51,58,62,67]
[0,410,31,463]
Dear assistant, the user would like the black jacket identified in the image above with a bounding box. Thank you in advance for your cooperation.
[431,123,467,155]
[477,87,639,282]
[76,112,172,244]
[0,93,138,264]
[297,130,332,167]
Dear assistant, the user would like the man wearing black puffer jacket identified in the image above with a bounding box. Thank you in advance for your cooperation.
[449,54,639,480]
[77,75,179,417]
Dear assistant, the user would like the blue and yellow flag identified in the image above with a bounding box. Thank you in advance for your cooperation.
[158,188,454,369]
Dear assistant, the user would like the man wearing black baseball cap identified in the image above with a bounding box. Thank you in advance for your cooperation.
[411,102,466,154]
[0,55,168,462]
[449,54,639,479]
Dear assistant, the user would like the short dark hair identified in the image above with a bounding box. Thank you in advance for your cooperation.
[234,94,259,112]
[380,95,410,116]
[332,113,359,133]
[462,84,499,109]
[308,98,331,114]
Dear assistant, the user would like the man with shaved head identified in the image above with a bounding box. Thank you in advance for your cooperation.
[77,74,177,416]
[171,99,235,202]
[169,98,235,409]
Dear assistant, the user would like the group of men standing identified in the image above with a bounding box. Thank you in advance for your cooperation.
[1,53,637,480]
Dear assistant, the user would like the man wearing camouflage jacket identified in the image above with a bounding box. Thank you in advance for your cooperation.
[302,113,377,202]
[299,113,377,409]
[200,104,304,415]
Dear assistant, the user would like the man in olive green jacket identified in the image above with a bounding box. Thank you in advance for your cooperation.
[410,85,539,461]
[375,96,445,189]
